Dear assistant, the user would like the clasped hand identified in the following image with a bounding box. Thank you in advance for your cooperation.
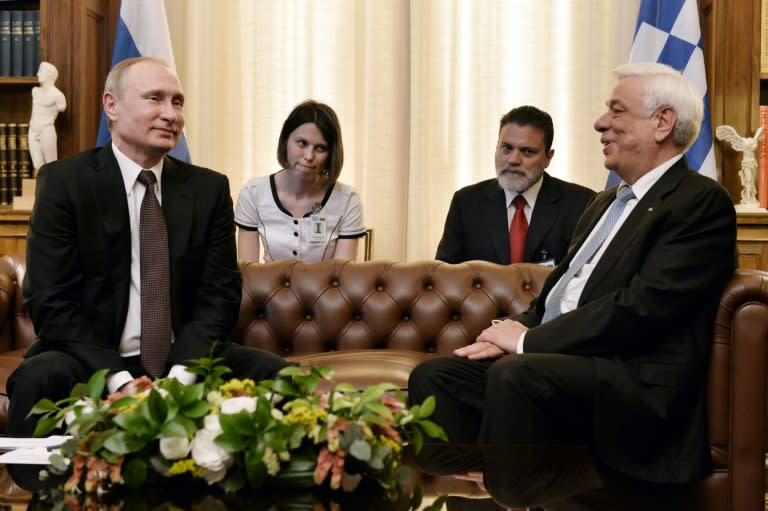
[453,319,528,359]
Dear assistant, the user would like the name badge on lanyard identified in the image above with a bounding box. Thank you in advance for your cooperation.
[309,214,326,244]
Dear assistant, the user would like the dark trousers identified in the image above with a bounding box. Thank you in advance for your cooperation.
[407,353,598,445]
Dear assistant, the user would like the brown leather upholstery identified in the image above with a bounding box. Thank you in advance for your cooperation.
[0,255,766,509]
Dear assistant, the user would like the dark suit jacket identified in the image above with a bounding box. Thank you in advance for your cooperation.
[22,145,242,375]
[514,158,737,483]
[436,173,596,264]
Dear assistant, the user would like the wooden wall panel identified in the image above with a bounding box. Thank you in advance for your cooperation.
[703,0,762,202]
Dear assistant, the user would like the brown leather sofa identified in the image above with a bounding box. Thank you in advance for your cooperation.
[0,255,766,510]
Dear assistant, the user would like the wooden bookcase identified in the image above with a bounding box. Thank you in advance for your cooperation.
[0,0,118,253]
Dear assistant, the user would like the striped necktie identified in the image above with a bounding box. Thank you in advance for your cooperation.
[541,185,635,323]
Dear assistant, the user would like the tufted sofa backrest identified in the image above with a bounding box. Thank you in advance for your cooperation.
[232,260,553,357]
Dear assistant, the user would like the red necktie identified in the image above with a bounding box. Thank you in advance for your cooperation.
[509,195,528,264]
[137,170,172,378]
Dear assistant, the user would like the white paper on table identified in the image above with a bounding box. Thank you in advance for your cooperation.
[0,447,56,464]
[0,435,70,451]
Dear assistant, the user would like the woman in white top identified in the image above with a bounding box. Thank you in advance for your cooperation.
[235,100,366,262]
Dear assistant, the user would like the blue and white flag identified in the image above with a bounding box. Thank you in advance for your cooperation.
[607,0,715,187]
[96,0,190,162]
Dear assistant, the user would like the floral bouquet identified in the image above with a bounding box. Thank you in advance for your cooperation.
[29,355,447,506]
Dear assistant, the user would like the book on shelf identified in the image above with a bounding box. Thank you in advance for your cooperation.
[17,123,30,189]
[32,9,39,73]
[0,123,7,206]
[9,10,22,77]
[0,11,10,77]
[6,123,17,201]
[760,106,768,208]
[21,10,34,76]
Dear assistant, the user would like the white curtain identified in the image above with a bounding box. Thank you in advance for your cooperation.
[165,0,640,262]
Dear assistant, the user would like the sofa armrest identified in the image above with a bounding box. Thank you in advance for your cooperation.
[710,269,768,510]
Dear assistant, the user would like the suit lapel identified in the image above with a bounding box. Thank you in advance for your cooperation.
[161,156,193,261]
[87,146,132,332]
[525,173,557,260]
[481,181,510,263]
[580,159,689,301]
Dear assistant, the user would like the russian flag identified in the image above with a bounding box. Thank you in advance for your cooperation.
[607,0,715,187]
[96,0,190,162]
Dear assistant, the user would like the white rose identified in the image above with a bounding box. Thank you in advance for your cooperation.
[207,390,223,407]
[201,467,229,484]
[203,414,222,434]
[159,436,190,460]
[220,396,257,415]
[191,429,233,475]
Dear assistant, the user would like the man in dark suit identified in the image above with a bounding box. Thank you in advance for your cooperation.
[410,62,737,485]
[436,106,595,266]
[7,57,287,442]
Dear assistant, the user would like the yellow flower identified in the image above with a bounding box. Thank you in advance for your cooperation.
[218,378,257,398]
[168,458,206,478]
[262,447,281,476]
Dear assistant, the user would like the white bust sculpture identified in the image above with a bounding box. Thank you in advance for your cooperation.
[715,125,764,210]
[28,61,67,173]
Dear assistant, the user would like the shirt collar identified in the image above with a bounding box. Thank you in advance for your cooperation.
[112,142,164,195]
[503,172,544,209]
[616,153,682,200]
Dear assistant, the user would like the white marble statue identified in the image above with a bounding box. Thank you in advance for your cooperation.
[715,124,764,209]
[28,62,67,174]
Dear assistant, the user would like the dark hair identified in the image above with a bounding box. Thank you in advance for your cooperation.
[499,106,554,151]
[277,100,344,184]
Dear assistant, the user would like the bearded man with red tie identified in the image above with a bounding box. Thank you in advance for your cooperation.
[436,106,595,266]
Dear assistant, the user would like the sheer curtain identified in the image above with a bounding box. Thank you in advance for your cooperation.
[165,0,639,262]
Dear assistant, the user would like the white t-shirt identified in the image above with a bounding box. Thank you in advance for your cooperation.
[235,174,366,262]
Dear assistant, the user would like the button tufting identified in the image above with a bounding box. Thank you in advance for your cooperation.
[305,314,312,320]
[377,285,384,291]
[284,281,291,288]
[332,280,339,287]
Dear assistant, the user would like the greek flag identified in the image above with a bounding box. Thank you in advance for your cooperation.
[607,0,715,187]
[96,0,190,162]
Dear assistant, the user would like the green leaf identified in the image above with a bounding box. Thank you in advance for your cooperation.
[215,431,247,453]
[410,427,423,454]
[179,382,205,406]
[271,379,299,397]
[87,369,109,400]
[181,400,211,419]
[107,396,138,411]
[362,401,395,421]
[219,411,257,437]
[122,457,148,489]
[146,388,168,424]
[160,418,195,438]
[244,447,267,489]
[418,395,436,418]
[112,413,155,438]
[417,419,448,441]
[348,439,372,462]
[103,431,147,454]
[276,365,308,378]
[28,399,59,415]
[32,416,61,437]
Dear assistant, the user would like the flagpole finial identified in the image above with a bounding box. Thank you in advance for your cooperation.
[715,125,764,211]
